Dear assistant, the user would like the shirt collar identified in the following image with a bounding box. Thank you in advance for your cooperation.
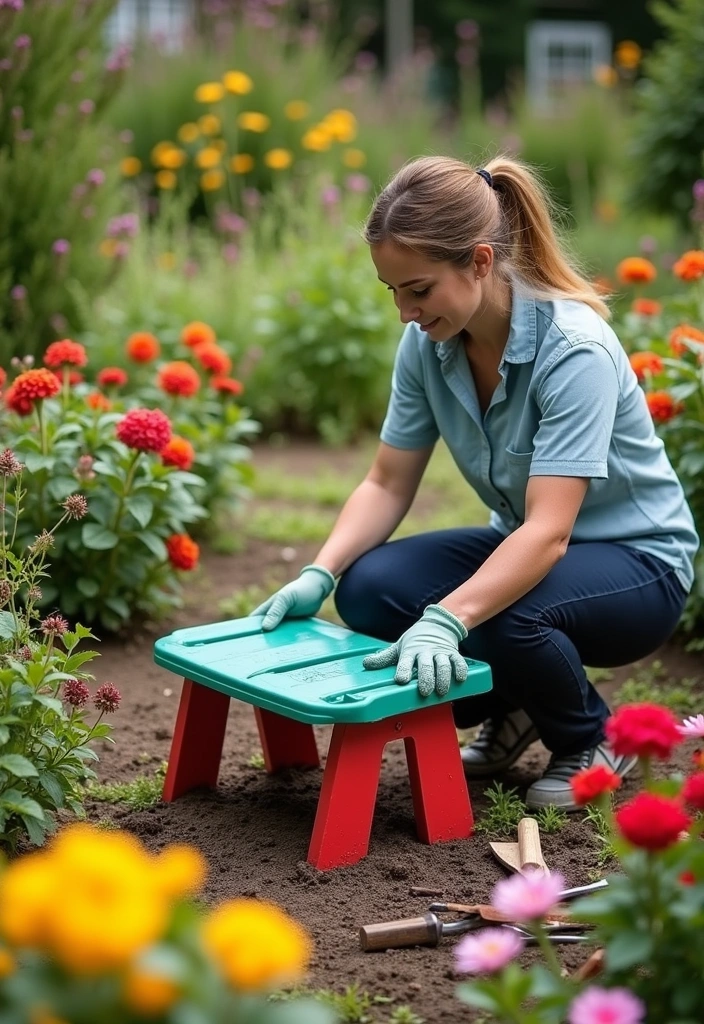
[434,289,538,366]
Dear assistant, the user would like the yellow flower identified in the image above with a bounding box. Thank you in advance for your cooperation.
[593,64,618,88]
[201,169,225,191]
[158,253,177,270]
[50,897,168,974]
[264,148,293,170]
[230,153,254,173]
[99,238,118,257]
[195,82,225,103]
[198,113,221,136]
[223,69,253,95]
[322,108,357,143]
[237,111,270,133]
[0,947,16,977]
[123,968,181,1016]
[301,126,332,152]
[155,169,177,189]
[195,146,222,169]
[150,140,176,167]
[0,853,55,947]
[177,122,200,143]
[159,147,186,169]
[615,39,642,70]
[342,147,366,168]
[153,845,207,899]
[202,898,311,992]
[29,1008,70,1024]
[120,156,142,176]
[284,99,310,121]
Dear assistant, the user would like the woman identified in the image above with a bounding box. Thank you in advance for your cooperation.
[253,156,698,811]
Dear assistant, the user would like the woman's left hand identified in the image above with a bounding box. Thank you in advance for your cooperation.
[362,604,469,697]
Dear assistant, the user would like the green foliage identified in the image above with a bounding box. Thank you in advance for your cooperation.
[613,660,701,716]
[473,782,526,838]
[86,763,166,811]
[628,0,704,226]
[533,805,567,835]
[582,802,618,869]
[0,0,127,362]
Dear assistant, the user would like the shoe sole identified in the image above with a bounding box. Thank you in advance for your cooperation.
[461,727,541,778]
[524,754,639,812]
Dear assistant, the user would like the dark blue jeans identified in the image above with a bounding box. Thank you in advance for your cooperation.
[334,527,687,756]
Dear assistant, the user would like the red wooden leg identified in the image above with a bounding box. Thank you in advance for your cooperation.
[254,707,320,772]
[404,704,474,843]
[162,679,230,801]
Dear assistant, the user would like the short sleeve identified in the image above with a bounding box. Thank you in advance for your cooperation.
[380,324,440,449]
[530,343,620,479]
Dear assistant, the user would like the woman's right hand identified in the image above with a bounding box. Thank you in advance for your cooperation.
[251,565,336,631]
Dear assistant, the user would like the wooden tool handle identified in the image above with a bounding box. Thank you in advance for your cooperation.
[359,913,442,952]
[518,817,545,873]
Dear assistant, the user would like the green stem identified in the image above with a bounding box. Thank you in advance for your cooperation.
[528,922,563,978]
[62,365,70,407]
[97,451,141,601]
[640,755,653,789]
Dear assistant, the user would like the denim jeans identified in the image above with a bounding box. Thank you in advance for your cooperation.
[334,527,687,756]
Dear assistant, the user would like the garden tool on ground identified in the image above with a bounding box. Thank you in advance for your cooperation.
[489,816,551,874]
[427,878,609,921]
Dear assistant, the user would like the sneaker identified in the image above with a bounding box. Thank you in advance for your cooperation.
[460,708,540,777]
[525,742,638,811]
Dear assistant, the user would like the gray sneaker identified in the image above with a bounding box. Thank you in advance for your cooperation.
[525,742,638,811]
[460,708,539,777]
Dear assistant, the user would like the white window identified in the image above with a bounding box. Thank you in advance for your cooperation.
[526,21,612,112]
[106,0,193,52]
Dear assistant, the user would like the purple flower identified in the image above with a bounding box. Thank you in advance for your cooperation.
[72,183,87,200]
[321,185,341,206]
[14,33,30,48]
[354,50,377,72]
[52,239,71,255]
[105,43,131,72]
[0,0,24,10]
[222,243,240,264]
[345,173,371,193]
[10,284,26,301]
[455,926,523,974]
[568,986,646,1024]
[86,168,105,186]
[693,179,704,202]
[107,212,139,238]
[78,99,95,115]
[456,18,479,40]
[113,241,130,259]
[242,187,261,209]
[216,209,247,235]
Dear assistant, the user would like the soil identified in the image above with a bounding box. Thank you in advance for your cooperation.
[84,442,704,1023]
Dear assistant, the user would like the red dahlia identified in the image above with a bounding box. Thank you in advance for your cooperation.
[116,408,172,452]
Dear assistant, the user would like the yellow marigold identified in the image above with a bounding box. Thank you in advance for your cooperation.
[616,256,657,285]
[150,141,176,167]
[153,845,207,899]
[284,99,310,120]
[0,947,15,977]
[615,39,642,70]
[201,169,225,191]
[195,146,222,169]
[202,899,311,992]
[237,111,270,133]
[322,108,357,143]
[264,148,293,170]
[159,147,187,170]
[343,147,366,168]
[198,113,221,136]
[195,82,225,104]
[593,64,617,88]
[301,126,332,152]
[672,249,704,282]
[49,895,167,974]
[0,853,55,947]
[223,69,253,94]
[120,156,142,176]
[177,122,200,143]
[230,153,255,173]
[155,170,177,190]
[123,968,181,1016]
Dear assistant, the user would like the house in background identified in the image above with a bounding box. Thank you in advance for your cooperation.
[106,0,192,50]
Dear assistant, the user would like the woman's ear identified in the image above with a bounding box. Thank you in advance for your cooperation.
[473,243,494,279]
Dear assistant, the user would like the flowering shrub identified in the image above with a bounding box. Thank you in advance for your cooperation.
[0,823,334,1024]
[0,451,120,850]
[455,702,704,1023]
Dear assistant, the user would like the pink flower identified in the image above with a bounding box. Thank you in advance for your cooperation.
[454,927,523,974]
[678,714,704,738]
[492,869,565,921]
[568,986,646,1024]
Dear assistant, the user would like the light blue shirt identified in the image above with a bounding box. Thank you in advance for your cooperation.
[380,291,699,592]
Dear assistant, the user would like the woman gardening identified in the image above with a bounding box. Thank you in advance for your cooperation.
[253,156,699,811]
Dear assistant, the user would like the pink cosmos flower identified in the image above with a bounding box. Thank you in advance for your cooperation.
[678,714,704,738]
[492,868,565,921]
[454,927,523,974]
[568,986,646,1024]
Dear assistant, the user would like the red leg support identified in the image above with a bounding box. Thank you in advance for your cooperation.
[254,707,320,772]
[162,679,230,801]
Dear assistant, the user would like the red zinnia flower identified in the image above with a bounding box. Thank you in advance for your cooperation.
[210,375,244,397]
[43,339,88,369]
[86,391,111,411]
[605,703,682,760]
[629,352,663,381]
[0,367,7,388]
[616,257,657,285]
[161,435,195,471]
[672,249,704,282]
[668,324,704,356]
[680,871,696,886]
[645,390,682,423]
[157,361,201,397]
[4,368,60,415]
[570,765,622,806]
[126,332,161,363]
[97,366,128,388]
[193,342,232,376]
[682,772,704,811]
[166,533,200,571]
[616,792,691,851]
[116,408,172,452]
[181,321,216,349]
[631,298,662,316]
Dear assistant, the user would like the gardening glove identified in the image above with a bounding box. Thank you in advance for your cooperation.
[252,564,336,631]
[362,604,469,698]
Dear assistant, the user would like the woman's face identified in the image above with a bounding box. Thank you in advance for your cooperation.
[371,241,491,342]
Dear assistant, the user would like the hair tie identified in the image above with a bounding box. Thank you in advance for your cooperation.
[476,168,494,189]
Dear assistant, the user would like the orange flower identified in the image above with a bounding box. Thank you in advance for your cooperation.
[210,376,244,397]
[126,332,161,363]
[161,435,196,471]
[629,352,663,381]
[616,257,657,285]
[166,533,200,570]
[97,366,128,388]
[4,368,60,415]
[194,342,232,376]
[631,298,662,317]
[669,324,704,356]
[182,321,216,348]
[672,249,704,282]
[86,391,112,412]
[157,361,201,397]
[44,339,88,368]
[645,390,682,423]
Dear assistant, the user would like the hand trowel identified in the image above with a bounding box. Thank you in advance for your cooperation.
[489,816,550,875]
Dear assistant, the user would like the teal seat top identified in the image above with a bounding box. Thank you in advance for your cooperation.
[153,616,492,725]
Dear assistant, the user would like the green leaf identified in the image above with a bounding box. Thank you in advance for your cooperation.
[0,789,44,818]
[0,754,39,778]
[138,532,168,560]
[0,610,18,640]
[606,930,653,970]
[104,596,130,620]
[23,452,54,473]
[62,650,100,673]
[0,726,9,745]
[76,577,100,598]
[21,812,48,846]
[82,523,119,550]
[39,772,65,807]
[32,695,63,714]
[455,982,501,1012]
[47,476,80,501]
[127,494,154,528]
